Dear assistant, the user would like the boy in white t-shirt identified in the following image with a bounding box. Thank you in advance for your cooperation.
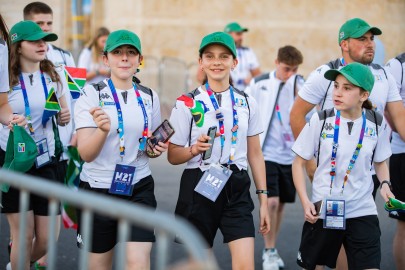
[385,53,405,269]
[292,62,394,269]
[245,45,304,270]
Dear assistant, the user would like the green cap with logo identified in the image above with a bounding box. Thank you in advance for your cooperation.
[338,18,382,45]
[1,126,37,192]
[104,30,142,54]
[10,20,58,44]
[324,62,374,93]
[199,31,237,58]
[224,22,248,33]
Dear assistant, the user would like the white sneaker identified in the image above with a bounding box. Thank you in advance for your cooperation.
[262,249,285,270]
[6,262,11,270]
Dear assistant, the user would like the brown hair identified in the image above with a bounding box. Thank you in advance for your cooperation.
[87,27,110,63]
[10,41,61,88]
[277,45,303,66]
[23,2,53,19]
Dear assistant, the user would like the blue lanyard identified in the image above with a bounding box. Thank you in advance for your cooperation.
[330,110,366,194]
[205,83,238,164]
[107,79,149,160]
[19,72,49,135]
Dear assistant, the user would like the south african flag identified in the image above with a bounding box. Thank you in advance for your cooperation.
[42,87,60,127]
[64,67,86,99]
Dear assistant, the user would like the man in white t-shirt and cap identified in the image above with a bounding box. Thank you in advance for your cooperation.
[224,22,261,91]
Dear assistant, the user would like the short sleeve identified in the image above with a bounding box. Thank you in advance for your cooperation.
[246,96,263,136]
[74,85,99,130]
[0,43,9,93]
[373,117,392,162]
[150,90,161,131]
[292,113,320,160]
[384,65,402,102]
[298,65,332,106]
[169,99,193,146]
[78,48,91,70]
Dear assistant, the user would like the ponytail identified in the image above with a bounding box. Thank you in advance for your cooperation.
[362,99,373,110]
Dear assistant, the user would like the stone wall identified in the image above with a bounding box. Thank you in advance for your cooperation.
[1,0,405,77]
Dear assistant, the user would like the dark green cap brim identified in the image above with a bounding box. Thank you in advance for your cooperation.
[349,26,382,39]
[25,32,58,42]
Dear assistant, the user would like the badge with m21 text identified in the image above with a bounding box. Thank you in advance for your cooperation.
[109,164,136,196]
[194,164,232,202]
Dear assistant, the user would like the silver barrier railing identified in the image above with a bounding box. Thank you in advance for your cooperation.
[0,169,218,270]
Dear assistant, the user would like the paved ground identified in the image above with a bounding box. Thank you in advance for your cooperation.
[0,154,397,269]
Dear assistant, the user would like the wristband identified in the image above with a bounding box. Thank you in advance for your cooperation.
[380,180,392,190]
[256,190,269,195]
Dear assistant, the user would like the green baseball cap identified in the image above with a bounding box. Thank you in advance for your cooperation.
[324,62,374,93]
[224,22,248,33]
[338,18,382,45]
[1,126,37,192]
[10,21,58,44]
[199,31,237,58]
[104,30,142,54]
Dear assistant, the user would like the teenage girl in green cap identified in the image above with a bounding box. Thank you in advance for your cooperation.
[74,29,167,269]
[0,20,70,270]
[168,31,270,269]
[292,62,394,269]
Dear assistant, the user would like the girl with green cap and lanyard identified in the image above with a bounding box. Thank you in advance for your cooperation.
[0,20,70,269]
[168,31,270,269]
[74,29,167,269]
[292,62,394,269]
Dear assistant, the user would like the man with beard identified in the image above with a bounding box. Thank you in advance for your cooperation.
[290,17,405,269]
[224,22,261,91]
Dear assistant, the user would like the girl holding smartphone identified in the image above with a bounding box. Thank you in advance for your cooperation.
[168,31,270,269]
[74,29,167,269]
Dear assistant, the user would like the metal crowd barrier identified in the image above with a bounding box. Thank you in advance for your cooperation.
[0,169,218,270]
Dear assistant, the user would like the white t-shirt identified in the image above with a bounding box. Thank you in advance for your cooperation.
[169,86,263,170]
[385,54,405,154]
[46,44,76,67]
[46,43,76,160]
[0,39,8,94]
[231,46,260,91]
[78,48,109,85]
[299,58,401,113]
[74,79,161,189]
[0,69,67,156]
[246,71,303,165]
[292,108,391,218]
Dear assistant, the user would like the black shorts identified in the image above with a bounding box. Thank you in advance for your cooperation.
[0,149,61,216]
[174,165,255,247]
[265,161,295,203]
[297,215,381,270]
[76,175,157,253]
[389,153,405,221]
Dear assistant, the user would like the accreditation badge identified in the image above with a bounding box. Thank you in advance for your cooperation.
[109,164,136,196]
[35,137,51,168]
[194,164,232,202]
[323,199,346,230]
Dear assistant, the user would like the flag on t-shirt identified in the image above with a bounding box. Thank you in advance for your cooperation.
[42,87,60,127]
[177,95,207,127]
[64,67,86,99]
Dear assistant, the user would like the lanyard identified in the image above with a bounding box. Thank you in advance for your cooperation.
[107,79,149,160]
[205,83,238,164]
[19,71,49,135]
[330,110,366,194]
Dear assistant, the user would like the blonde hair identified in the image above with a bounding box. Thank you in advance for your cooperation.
[86,27,110,63]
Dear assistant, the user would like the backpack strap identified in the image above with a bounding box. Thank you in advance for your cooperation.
[395,53,405,86]
[317,108,335,166]
[188,88,199,144]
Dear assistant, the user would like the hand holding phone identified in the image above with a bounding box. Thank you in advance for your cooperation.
[314,200,323,216]
[202,126,217,160]
[147,119,175,149]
